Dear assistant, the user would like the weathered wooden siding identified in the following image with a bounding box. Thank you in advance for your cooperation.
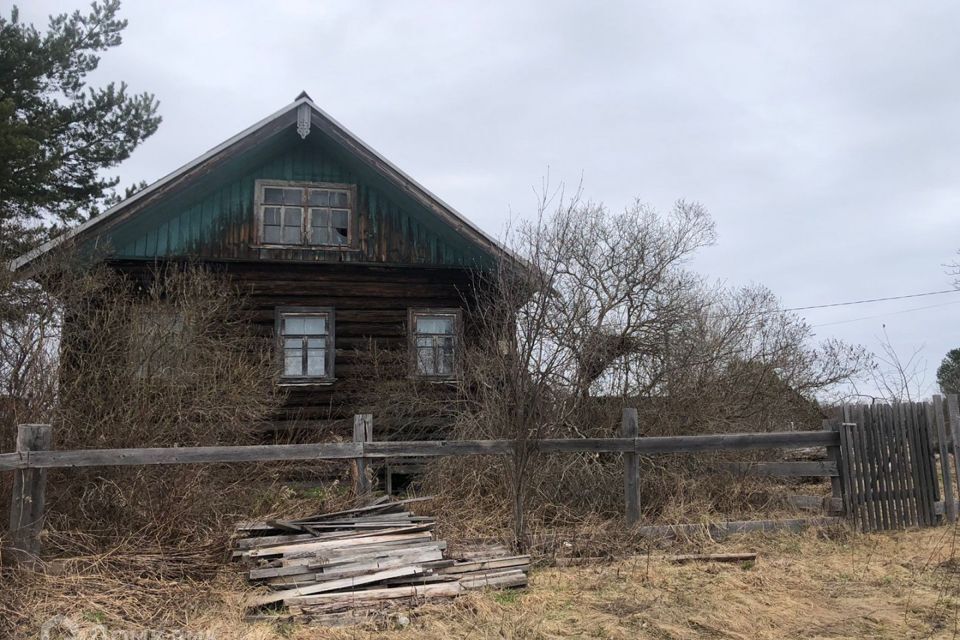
[93,128,492,268]
[111,259,476,435]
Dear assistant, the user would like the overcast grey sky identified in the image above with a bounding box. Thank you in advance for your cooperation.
[21,1,960,397]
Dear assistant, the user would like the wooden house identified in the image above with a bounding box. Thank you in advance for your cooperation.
[12,92,515,435]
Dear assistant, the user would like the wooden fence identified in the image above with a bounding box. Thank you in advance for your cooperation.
[2,411,842,565]
[5,396,960,565]
[837,395,960,532]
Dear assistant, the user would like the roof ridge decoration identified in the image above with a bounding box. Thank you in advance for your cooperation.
[296,103,311,139]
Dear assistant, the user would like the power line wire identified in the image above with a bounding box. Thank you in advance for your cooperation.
[811,299,960,328]
[783,288,959,313]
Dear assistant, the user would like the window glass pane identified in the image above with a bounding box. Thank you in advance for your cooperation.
[310,228,331,245]
[416,346,434,375]
[439,348,454,374]
[284,318,305,335]
[263,225,281,244]
[307,338,325,350]
[263,206,281,225]
[416,316,454,334]
[306,350,326,376]
[310,208,330,226]
[283,188,303,205]
[283,207,303,226]
[333,191,349,207]
[283,337,302,349]
[308,190,329,206]
[303,317,326,334]
[331,210,349,228]
[282,226,301,244]
[263,188,284,205]
[284,353,303,376]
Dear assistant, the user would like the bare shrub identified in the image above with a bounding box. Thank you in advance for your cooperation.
[0,257,307,543]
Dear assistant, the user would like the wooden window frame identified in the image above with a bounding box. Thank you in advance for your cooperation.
[276,306,336,384]
[254,179,358,249]
[408,308,461,381]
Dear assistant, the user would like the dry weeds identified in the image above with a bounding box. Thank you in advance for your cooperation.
[4,526,960,639]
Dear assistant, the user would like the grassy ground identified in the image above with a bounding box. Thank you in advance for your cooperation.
[7,524,960,639]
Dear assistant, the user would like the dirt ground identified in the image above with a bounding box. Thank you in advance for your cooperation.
[8,525,960,639]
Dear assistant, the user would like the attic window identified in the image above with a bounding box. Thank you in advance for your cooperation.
[257,180,353,247]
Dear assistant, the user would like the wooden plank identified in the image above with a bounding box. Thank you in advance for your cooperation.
[628,431,838,454]
[247,530,434,559]
[785,495,843,513]
[0,442,363,471]
[666,552,757,564]
[823,419,844,512]
[622,408,640,526]
[724,461,838,477]
[934,395,958,523]
[247,565,424,607]
[882,405,905,528]
[290,581,465,606]
[887,405,906,526]
[922,403,943,521]
[948,395,960,517]
[841,407,865,530]
[353,414,373,495]
[896,404,919,527]
[6,424,52,566]
[864,407,890,530]
[914,403,937,525]
[437,556,530,574]
[838,421,860,530]
[905,403,929,525]
[853,414,877,532]
[633,517,842,540]
[0,431,841,471]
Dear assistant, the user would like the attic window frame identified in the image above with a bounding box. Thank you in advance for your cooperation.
[254,179,357,249]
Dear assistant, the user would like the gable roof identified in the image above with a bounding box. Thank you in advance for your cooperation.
[12,92,517,272]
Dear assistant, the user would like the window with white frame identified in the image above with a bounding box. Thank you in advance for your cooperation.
[277,309,334,380]
[258,181,353,247]
[410,309,459,378]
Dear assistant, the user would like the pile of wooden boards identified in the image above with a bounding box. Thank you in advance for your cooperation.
[234,496,529,625]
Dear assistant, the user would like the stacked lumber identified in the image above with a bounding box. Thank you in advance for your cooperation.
[234,497,528,625]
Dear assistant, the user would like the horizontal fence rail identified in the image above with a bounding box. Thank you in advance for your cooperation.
[0,431,839,472]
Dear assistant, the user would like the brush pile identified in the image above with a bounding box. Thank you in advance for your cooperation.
[234,496,529,625]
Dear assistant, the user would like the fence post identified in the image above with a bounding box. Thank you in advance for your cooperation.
[352,414,373,495]
[822,418,843,515]
[933,395,957,523]
[947,395,960,503]
[622,408,640,526]
[7,424,52,567]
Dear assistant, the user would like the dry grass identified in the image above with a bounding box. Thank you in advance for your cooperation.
[5,525,960,639]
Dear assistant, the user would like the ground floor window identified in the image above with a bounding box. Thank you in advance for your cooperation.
[409,308,460,379]
[276,308,334,380]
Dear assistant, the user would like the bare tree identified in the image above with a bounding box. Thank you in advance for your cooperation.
[365,185,868,544]
[847,325,926,404]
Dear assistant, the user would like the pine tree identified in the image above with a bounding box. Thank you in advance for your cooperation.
[937,348,960,395]
[0,1,161,258]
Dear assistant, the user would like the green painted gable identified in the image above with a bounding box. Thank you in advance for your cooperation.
[88,127,494,269]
